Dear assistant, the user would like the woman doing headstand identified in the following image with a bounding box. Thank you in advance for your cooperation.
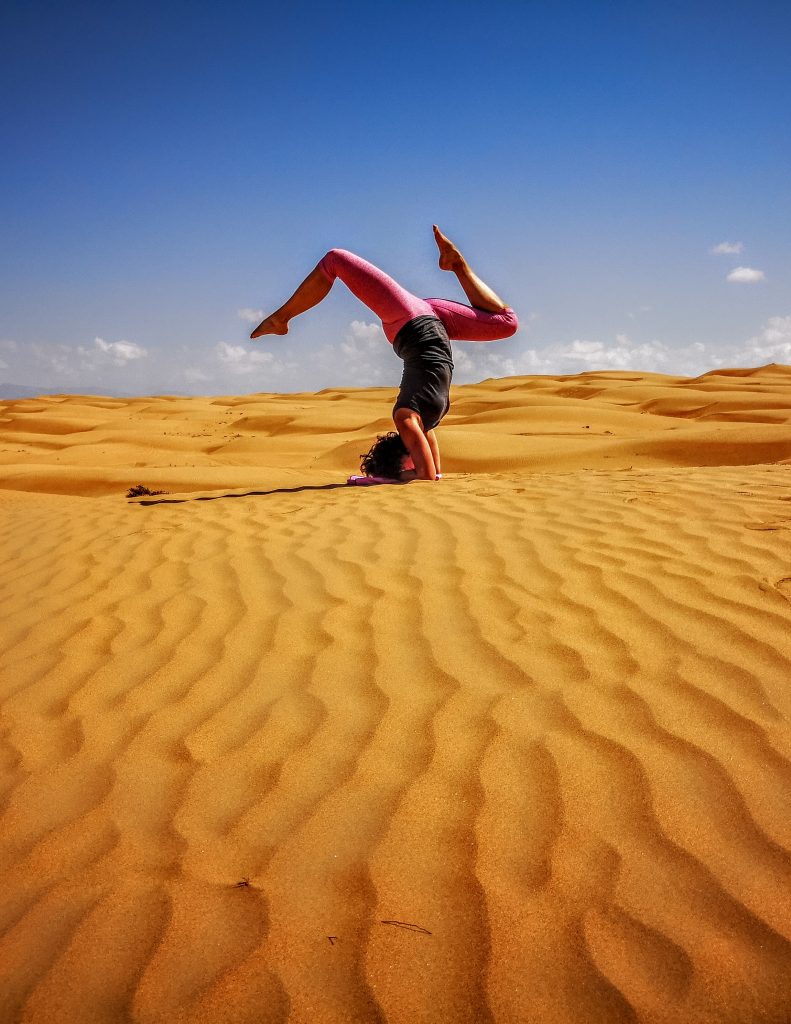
[250,225,518,482]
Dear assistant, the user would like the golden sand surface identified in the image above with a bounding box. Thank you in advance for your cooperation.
[1,365,791,1024]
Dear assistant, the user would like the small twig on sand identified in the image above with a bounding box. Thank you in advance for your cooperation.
[380,919,432,935]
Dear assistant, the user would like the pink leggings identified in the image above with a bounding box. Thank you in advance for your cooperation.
[318,248,518,344]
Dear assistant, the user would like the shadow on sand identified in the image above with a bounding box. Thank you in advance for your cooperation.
[132,483,353,506]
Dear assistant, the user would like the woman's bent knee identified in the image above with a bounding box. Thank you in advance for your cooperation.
[319,248,355,275]
[318,250,339,279]
[499,308,519,337]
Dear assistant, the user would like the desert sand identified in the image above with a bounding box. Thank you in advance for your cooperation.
[2,364,791,1024]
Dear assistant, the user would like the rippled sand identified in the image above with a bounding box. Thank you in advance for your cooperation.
[2,365,791,1023]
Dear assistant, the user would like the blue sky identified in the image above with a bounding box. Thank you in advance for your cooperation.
[1,0,789,395]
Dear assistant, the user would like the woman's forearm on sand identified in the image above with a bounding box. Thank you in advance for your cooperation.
[426,429,441,474]
[396,417,436,479]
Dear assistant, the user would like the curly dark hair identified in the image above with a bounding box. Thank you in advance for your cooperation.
[359,431,408,479]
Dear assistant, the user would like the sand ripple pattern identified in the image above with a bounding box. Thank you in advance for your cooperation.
[2,462,791,1023]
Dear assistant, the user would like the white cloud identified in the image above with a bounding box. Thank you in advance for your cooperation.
[350,320,382,340]
[0,358,7,370]
[452,332,675,383]
[184,367,211,383]
[726,266,765,283]
[316,320,391,385]
[730,315,791,365]
[92,337,147,364]
[0,339,18,352]
[237,307,264,324]
[216,341,275,374]
[710,241,743,255]
[218,342,251,364]
[559,337,670,370]
[340,319,384,357]
[469,316,790,383]
[33,341,80,379]
[7,313,786,399]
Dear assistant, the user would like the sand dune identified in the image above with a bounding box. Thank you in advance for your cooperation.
[1,365,791,1023]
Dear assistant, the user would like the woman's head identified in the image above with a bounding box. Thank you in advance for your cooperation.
[360,431,408,479]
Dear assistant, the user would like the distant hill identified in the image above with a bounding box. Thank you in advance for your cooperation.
[1,383,145,399]
[0,382,135,400]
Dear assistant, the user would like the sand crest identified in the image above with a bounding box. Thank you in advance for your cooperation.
[1,365,791,1023]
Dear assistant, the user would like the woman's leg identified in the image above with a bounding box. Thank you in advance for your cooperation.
[426,428,441,474]
[425,297,519,342]
[427,225,519,342]
[250,263,333,337]
[433,225,509,311]
[251,248,433,342]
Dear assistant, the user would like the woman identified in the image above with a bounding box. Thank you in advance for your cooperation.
[250,225,518,482]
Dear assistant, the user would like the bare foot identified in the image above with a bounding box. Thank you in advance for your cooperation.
[433,224,464,272]
[250,313,288,339]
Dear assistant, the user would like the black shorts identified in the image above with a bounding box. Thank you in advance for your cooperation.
[392,316,454,431]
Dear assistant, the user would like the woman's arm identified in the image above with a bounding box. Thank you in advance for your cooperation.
[394,410,437,480]
[426,429,441,475]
